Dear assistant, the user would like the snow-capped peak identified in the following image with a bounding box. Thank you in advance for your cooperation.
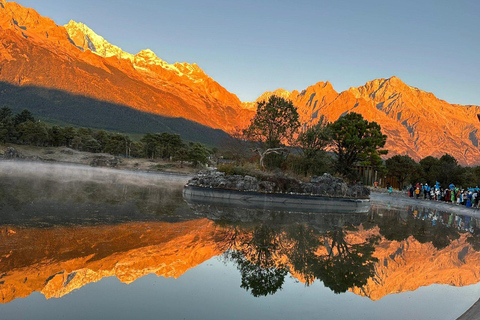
[65,20,134,61]
[64,21,207,82]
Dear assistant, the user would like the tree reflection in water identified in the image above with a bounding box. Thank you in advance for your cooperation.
[215,205,480,298]
[373,206,463,250]
[219,222,379,297]
[316,229,379,293]
[223,225,288,297]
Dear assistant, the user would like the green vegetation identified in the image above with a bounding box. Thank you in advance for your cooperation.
[329,112,387,178]
[243,95,300,148]
[0,106,211,166]
[386,155,418,190]
[292,116,333,177]
[386,153,480,189]
[237,98,388,181]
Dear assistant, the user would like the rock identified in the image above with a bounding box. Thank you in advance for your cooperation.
[60,149,74,155]
[3,147,21,159]
[186,171,369,199]
[89,156,119,168]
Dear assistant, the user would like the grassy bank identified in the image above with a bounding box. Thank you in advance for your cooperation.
[0,143,198,175]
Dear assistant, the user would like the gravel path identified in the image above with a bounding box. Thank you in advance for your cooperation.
[371,189,480,217]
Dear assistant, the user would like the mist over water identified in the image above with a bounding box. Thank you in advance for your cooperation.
[0,161,195,226]
[0,161,190,186]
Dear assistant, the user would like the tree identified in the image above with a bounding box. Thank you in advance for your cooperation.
[140,133,158,159]
[104,133,132,157]
[62,127,77,148]
[14,109,35,126]
[251,147,289,171]
[0,106,15,143]
[296,116,331,158]
[157,132,184,160]
[244,95,300,148]
[386,155,418,190]
[188,143,210,166]
[419,156,440,185]
[48,126,66,147]
[329,113,387,178]
[16,121,49,146]
[0,106,12,121]
[294,116,332,176]
[437,154,464,186]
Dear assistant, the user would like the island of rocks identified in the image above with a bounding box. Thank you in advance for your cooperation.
[183,171,370,214]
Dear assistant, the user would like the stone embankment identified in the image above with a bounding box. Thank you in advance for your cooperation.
[186,171,370,199]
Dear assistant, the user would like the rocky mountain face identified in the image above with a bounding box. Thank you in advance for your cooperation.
[0,0,253,132]
[1,1,479,163]
[251,77,480,165]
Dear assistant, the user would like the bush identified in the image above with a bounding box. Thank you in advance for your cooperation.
[217,163,261,177]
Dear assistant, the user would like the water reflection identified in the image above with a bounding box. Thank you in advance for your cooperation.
[0,172,194,226]
[370,205,463,250]
[1,165,480,306]
[217,221,379,296]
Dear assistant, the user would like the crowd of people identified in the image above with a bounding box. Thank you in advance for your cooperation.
[407,182,480,208]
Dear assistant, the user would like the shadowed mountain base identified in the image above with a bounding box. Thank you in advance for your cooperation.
[0,82,233,146]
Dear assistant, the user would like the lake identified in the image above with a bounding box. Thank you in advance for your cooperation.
[1,162,479,320]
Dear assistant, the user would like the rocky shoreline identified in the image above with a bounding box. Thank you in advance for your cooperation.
[186,170,370,199]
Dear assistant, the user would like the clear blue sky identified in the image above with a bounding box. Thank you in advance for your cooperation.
[14,0,480,105]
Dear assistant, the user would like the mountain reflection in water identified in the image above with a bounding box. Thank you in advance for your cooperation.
[1,165,480,307]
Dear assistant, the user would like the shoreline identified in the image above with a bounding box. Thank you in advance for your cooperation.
[371,189,480,217]
[3,157,480,217]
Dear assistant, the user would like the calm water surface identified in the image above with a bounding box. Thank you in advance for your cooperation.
[1,162,480,320]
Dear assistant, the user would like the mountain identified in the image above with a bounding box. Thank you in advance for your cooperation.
[0,0,253,140]
[1,0,479,163]
[252,77,480,165]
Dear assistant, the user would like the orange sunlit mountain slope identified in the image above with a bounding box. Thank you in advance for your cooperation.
[1,0,480,163]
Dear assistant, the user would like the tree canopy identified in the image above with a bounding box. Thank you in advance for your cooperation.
[386,155,418,190]
[329,112,387,178]
[293,116,332,176]
[0,106,211,167]
[244,96,300,148]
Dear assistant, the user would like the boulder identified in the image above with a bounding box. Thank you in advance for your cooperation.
[3,147,21,159]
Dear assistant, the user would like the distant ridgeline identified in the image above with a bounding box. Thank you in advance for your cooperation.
[0,105,212,164]
[0,82,233,147]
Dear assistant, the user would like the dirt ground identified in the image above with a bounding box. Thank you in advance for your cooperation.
[0,144,199,175]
